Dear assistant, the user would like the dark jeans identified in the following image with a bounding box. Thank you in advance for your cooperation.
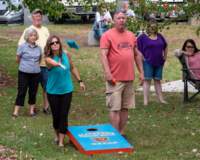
[93,21,108,40]
[47,92,72,134]
[15,71,40,106]
[39,67,48,91]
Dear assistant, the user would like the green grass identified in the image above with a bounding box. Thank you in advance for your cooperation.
[0,24,200,160]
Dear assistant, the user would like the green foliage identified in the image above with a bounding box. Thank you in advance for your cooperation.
[72,0,117,13]
[12,0,200,34]
[126,16,171,34]
[5,0,22,11]
[183,2,200,17]
[23,0,65,20]
[127,1,172,34]
[22,0,116,21]
[126,17,146,33]
[127,0,199,34]
[182,2,200,36]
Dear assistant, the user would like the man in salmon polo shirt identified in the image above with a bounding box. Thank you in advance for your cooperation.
[100,10,144,136]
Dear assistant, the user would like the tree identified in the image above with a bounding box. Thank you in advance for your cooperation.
[126,0,172,33]
[22,0,117,22]
[125,0,200,34]
[182,0,200,35]
[11,0,200,34]
[5,0,22,10]
[23,0,65,21]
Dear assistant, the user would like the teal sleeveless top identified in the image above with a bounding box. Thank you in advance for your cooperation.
[46,52,73,94]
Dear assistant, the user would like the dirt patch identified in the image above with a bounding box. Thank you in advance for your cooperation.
[0,145,17,160]
[0,67,16,88]
[6,30,22,38]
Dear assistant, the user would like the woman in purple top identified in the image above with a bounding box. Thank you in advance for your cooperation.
[137,21,168,106]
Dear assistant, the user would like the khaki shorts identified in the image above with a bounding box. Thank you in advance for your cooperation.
[106,81,135,111]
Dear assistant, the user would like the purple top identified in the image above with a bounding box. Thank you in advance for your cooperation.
[137,33,167,67]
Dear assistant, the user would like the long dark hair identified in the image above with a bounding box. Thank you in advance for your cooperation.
[182,39,199,53]
[45,35,63,61]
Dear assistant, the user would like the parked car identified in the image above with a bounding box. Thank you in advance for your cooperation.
[0,0,24,24]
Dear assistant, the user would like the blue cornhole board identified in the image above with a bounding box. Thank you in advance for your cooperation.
[67,123,134,155]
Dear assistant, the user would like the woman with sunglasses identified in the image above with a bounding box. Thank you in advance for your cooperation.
[45,35,85,147]
[175,39,200,79]
[137,20,168,106]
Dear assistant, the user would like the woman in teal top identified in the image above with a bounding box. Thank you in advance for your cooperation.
[45,35,85,147]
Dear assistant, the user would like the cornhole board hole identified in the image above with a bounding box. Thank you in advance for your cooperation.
[66,123,134,155]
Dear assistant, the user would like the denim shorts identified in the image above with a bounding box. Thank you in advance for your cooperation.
[39,67,48,91]
[143,60,163,80]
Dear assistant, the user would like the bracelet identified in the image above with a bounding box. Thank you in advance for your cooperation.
[78,80,83,83]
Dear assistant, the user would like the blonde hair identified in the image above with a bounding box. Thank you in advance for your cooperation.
[24,28,39,42]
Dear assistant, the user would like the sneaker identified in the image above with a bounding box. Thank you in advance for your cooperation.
[30,112,37,117]
[160,100,168,105]
[43,108,50,114]
[58,143,64,147]
[54,138,59,145]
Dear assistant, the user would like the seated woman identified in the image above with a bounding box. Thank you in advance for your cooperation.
[93,3,112,40]
[175,39,200,80]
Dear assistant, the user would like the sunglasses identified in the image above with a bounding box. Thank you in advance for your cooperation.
[186,46,194,49]
[50,41,59,46]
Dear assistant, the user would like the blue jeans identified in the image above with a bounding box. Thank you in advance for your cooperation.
[143,60,163,80]
[93,22,108,40]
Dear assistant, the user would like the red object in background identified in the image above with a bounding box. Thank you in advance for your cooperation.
[163,3,168,10]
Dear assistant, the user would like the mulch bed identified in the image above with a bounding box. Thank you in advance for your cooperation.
[0,67,16,88]
[0,145,17,160]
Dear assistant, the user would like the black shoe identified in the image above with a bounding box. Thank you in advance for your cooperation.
[43,108,50,114]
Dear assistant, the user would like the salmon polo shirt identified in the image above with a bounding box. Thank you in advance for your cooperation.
[100,28,137,81]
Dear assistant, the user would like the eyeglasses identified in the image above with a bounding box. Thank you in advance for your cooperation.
[186,46,194,49]
[50,41,59,46]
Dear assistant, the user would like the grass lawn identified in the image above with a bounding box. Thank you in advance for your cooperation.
[0,23,200,160]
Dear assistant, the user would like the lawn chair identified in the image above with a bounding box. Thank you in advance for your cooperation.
[175,50,200,102]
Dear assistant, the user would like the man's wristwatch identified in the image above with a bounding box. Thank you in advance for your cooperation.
[78,80,83,83]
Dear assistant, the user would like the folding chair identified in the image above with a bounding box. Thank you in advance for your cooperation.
[175,52,200,102]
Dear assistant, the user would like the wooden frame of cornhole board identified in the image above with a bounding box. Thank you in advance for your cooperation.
[66,123,134,155]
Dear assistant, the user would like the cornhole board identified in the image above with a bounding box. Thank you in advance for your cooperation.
[66,123,134,155]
